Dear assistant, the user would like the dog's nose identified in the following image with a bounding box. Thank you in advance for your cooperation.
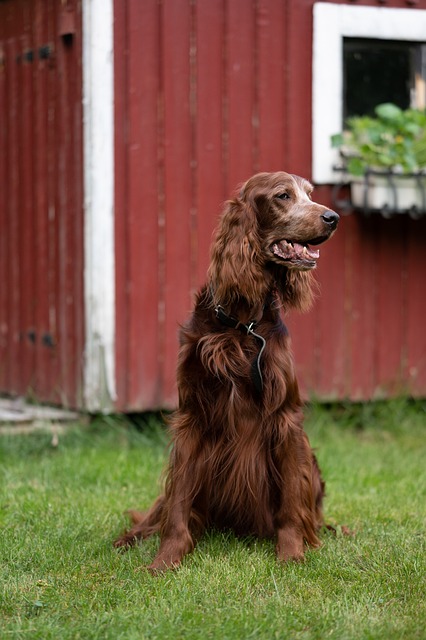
[321,210,339,230]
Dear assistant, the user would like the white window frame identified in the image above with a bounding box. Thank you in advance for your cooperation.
[312,3,426,184]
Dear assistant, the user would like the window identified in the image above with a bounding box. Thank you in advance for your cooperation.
[343,39,426,119]
[312,3,426,184]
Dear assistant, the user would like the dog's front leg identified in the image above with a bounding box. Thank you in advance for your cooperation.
[148,440,199,573]
[148,495,194,573]
[274,427,321,562]
[275,522,305,562]
[274,471,306,563]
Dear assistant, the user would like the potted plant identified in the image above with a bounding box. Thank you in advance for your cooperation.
[331,103,426,216]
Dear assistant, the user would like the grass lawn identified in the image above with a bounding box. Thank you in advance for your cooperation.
[1,400,425,639]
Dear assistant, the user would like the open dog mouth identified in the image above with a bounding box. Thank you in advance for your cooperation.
[270,236,329,269]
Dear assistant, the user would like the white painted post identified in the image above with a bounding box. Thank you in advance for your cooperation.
[82,0,116,411]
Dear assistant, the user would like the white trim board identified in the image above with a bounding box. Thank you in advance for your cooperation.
[82,0,116,411]
[312,3,426,184]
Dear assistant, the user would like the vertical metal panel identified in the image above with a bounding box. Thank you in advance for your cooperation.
[0,16,5,393]
[115,0,169,411]
[127,0,162,408]
[346,215,378,400]
[195,0,226,288]
[58,2,85,407]
[6,14,21,394]
[257,0,287,171]
[406,218,426,396]
[0,0,84,407]
[226,0,256,190]
[33,0,51,399]
[375,218,407,396]
[113,0,129,408]
[284,0,312,177]
[19,4,34,396]
[161,0,194,405]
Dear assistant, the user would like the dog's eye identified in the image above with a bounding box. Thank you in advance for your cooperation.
[276,193,290,200]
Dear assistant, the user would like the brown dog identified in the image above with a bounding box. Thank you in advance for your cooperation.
[114,172,339,572]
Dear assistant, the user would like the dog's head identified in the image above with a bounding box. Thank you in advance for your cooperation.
[209,171,339,311]
[240,172,339,271]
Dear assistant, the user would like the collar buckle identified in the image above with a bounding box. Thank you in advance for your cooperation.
[214,304,265,394]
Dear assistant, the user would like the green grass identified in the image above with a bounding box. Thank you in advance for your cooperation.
[1,401,425,639]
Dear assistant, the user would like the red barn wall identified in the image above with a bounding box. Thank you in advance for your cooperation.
[0,0,84,408]
[114,0,426,410]
[1,0,424,412]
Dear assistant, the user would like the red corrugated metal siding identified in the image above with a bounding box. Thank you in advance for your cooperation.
[406,218,426,396]
[288,192,426,401]
[114,0,426,410]
[2,0,423,413]
[114,0,297,410]
[115,0,426,409]
[0,0,84,408]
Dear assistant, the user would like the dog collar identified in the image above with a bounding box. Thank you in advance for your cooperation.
[214,304,266,394]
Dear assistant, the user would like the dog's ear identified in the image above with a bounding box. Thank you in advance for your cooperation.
[276,269,317,312]
[208,197,268,307]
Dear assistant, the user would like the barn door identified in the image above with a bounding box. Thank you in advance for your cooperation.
[0,0,84,408]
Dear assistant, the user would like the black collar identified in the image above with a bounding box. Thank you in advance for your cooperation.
[214,305,259,335]
[214,304,266,395]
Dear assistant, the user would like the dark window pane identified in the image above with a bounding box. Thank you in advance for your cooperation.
[343,38,417,118]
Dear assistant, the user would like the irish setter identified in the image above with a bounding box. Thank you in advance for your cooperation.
[114,171,339,572]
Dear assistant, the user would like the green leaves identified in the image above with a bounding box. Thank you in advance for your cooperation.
[375,102,403,122]
[346,157,365,177]
[332,103,426,176]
